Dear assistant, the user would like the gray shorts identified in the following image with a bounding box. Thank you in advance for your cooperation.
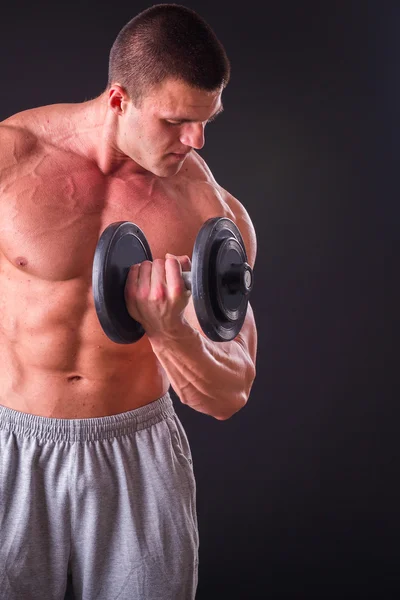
[0,393,198,600]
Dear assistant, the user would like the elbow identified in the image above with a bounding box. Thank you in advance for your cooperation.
[214,404,245,421]
[215,362,256,421]
[215,383,255,422]
[214,393,247,420]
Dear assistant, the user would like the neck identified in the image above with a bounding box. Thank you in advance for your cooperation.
[71,93,152,178]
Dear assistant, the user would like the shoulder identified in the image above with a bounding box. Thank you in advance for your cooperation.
[0,117,39,169]
[184,151,257,267]
[0,103,65,159]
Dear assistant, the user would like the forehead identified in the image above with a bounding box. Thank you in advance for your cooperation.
[144,78,223,118]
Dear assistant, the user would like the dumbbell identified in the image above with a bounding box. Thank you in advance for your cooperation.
[92,217,254,343]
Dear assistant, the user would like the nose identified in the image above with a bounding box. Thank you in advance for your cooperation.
[179,122,205,150]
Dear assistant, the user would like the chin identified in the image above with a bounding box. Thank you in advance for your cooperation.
[152,163,182,178]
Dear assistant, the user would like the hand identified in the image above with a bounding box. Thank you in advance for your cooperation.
[124,253,192,340]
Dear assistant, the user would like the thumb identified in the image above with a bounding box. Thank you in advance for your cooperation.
[165,253,191,271]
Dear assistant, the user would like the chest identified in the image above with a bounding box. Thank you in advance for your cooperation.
[0,160,207,281]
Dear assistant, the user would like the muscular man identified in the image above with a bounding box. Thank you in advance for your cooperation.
[0,4,257,599]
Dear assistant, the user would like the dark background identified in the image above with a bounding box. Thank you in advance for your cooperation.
[0,0,394,598]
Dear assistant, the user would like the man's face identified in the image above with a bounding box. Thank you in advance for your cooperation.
[118,78,223,177]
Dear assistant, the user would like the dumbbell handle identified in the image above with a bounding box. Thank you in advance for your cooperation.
[182,271,192,291]
[181,263,253,295]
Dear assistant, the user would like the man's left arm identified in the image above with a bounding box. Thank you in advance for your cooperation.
[148,202,257,420]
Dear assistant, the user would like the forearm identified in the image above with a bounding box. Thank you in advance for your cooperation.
[148,322,256,420]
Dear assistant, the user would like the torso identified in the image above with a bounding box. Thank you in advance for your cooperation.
[0,103,234,417]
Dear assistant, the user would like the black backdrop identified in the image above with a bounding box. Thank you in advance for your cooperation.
[0,1,395,598]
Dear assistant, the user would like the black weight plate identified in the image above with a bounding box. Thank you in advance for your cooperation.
[191,217,252,342]
[92,221,152,344]
[215,237,248,319]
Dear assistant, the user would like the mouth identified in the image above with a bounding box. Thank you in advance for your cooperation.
[169,151,189,160]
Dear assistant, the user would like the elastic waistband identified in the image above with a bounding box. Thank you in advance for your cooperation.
[0,393,174,442]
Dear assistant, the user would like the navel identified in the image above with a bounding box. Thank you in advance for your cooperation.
[67,375,83,383]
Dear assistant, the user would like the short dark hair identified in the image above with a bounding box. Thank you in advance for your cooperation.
[108,3,230,105]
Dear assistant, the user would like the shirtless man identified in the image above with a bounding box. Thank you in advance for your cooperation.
[0,4,257,599]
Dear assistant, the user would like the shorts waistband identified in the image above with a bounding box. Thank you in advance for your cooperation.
[0,393,174,442]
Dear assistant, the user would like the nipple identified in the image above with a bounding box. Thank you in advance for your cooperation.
[15,256,28,268]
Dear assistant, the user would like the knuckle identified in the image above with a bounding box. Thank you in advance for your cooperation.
[150,284,166,302]
[139,260,151,270]
[136,284,150,299]
[170,284,185,299]
[153,258,165,268]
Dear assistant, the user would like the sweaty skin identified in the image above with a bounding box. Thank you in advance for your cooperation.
[0,79,257,419]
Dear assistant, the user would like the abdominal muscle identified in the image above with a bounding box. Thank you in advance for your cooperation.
[0,118,223,419]
[0,264,170,419]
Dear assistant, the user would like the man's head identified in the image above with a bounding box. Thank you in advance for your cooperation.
[105,4,229,176]
[108,3,230,106]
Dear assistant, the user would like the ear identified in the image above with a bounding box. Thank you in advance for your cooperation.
[108,84,129,115]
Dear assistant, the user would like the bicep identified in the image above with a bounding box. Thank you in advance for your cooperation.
[224,192,257,270]
[184,189,258,357]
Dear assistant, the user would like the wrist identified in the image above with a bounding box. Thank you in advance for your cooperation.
[147,318,197,349]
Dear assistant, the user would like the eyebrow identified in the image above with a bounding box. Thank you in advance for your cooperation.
[207,104,224,122]
[166,104,224,123]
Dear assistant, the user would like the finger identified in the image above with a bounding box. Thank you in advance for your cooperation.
[150,259,167,301]
[166,253,191,272]
[124,264,141,317]
[165,255,188,297]
[136,260,152,296]
[125,263,140,296]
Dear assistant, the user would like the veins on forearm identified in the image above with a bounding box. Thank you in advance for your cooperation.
[150,328,251,417]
